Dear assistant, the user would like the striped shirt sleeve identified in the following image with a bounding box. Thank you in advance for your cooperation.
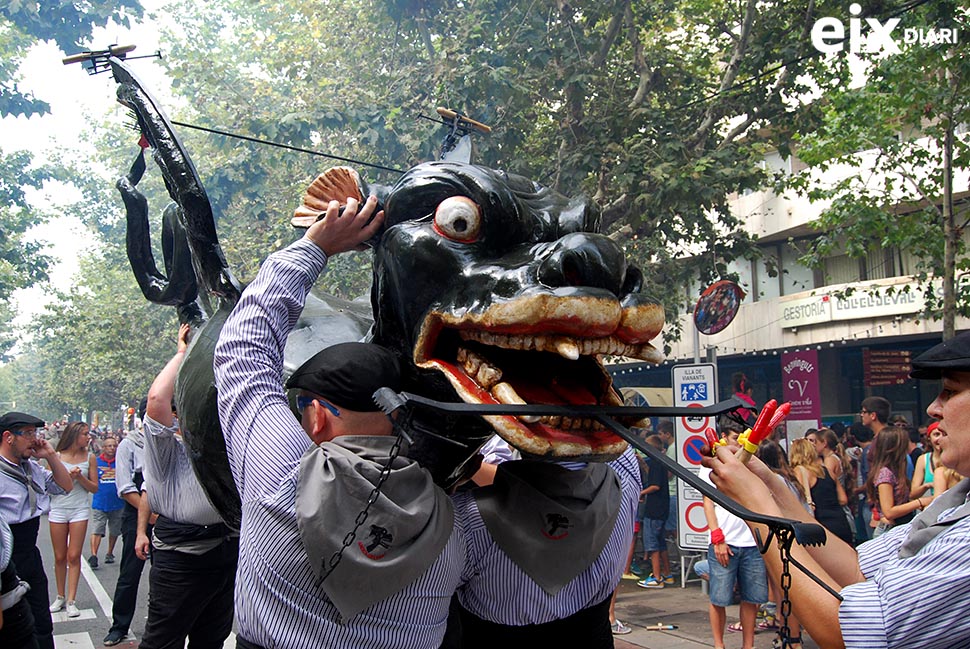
[213,239,467,648]
[115,439,138,497]
[838,515,970,648]
[213,238,328,502]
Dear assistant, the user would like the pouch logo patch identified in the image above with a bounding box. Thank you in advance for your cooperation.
[358,525,393,559]
[541,513,571,540]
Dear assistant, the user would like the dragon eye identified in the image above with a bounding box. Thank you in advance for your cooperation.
[433,196,481,243]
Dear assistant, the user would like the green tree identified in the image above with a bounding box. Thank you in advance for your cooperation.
[21,253,177,418]
[140,0,850,341]
[787,1,969,339]
[0,150,52,357]
[1,0,145,355]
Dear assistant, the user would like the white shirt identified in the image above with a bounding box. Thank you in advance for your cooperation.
[699,466,757,547]
[838,489,970,648]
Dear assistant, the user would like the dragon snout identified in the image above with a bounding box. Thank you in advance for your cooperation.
[536,233,631,297]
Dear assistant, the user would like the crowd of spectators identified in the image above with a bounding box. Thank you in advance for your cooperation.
[2,337,966,649]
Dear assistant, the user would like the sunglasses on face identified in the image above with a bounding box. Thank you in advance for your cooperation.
[296,396,341,418]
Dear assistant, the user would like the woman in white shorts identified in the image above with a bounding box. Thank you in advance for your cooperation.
[48,421,98,618]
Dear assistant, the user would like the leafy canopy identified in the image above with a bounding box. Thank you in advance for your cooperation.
[785,1,970,336]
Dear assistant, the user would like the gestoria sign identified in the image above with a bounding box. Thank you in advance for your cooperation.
[780,282,924,328]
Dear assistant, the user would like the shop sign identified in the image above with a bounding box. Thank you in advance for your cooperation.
[780,283,924,329]
[864,349,913,386]
[781,349,821,431]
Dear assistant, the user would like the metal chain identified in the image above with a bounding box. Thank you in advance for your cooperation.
[776,529,794,649]
[315,429,406,586]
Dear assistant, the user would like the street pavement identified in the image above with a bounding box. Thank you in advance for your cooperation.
[612,553,820,649]
[34,514,237,649]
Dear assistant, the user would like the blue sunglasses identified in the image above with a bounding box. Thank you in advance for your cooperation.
[296,396,340,417]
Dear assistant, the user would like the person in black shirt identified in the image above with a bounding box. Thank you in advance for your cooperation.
[636,435,671,589]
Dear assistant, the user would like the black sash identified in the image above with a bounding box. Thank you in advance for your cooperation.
[457,595,613,648]
[1,562,17,596]
[153,515,230,546]
[8,518,40,560]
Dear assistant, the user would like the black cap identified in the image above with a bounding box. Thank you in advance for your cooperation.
[285,342,402,412]
[910,331,970,379]
[0,412,45,432]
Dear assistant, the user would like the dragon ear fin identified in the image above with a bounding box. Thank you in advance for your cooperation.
[291,167,365,228]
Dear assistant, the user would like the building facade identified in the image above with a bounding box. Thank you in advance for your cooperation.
[611,143,970,431]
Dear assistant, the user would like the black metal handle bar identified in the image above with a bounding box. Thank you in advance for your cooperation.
[373,388,842,602]
[378,390,752,419]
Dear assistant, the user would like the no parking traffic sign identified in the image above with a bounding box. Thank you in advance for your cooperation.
[682,435,707,465]
[684,502,709,533]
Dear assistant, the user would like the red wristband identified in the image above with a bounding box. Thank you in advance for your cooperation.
[710,528,725,545]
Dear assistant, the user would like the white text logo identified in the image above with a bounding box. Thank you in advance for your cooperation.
[811,3,959,54]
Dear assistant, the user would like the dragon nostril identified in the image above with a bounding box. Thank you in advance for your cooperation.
[621,266,643,296]
[537,233,626,294]
[562,253,584,287]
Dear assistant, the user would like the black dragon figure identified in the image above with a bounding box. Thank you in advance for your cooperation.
[109,57,665,531]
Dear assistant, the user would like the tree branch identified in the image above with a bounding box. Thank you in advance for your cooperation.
[687,0,758,152]
[626,2,657,109]
[717,21,741,45]
[601,193,631,230]
[593,0,627,68]
[717,0,818,151]
[718,113,760,150]
[895,162,945,220]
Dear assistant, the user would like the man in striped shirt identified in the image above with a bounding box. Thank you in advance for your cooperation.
[214,196,466,648]
[704,332,970,649]
[452,446,640,647]
[136,322,238,649]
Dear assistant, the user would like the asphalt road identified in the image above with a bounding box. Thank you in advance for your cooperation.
[34,514,237,649]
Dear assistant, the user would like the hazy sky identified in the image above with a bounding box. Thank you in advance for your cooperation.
[6,4,171,327]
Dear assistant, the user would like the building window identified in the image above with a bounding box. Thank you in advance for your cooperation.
[865,244,896,280]
[823,253,863,285]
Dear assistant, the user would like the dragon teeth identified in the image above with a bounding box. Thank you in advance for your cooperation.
[476,364,503,391]
[457,346,503,389]
[457,329,661,363]
[555,338,581,360]
[491,382,540,423]
[457,347,482,376]
[541,416,600,430]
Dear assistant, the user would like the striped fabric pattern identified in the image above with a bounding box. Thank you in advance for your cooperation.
[453,448,640,624]
[115,436,143,498]
[0,457,61,523]
[141,415,223,526]
[214,239,467,648]
[838,504,970,648]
